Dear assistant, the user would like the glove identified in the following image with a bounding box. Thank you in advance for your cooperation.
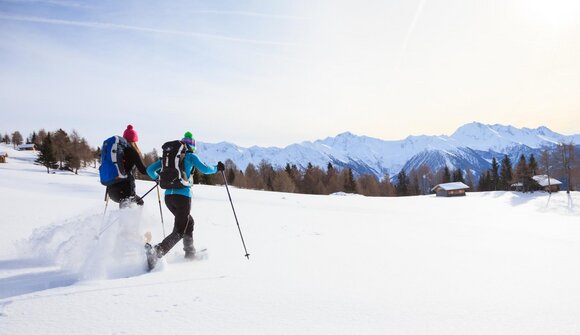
[217,161,225,172]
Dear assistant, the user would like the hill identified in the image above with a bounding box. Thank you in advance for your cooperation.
[1,143,580,334]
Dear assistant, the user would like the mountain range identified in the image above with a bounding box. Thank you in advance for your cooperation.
[199,122,580,179]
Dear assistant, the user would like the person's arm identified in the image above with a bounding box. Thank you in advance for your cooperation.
[146,159,162,180]
[131,149,149,175]
[189,153,218,175]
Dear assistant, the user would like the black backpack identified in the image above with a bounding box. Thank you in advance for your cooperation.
[158,140,192,189]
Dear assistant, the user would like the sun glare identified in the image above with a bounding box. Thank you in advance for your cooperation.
[518,0,580,28]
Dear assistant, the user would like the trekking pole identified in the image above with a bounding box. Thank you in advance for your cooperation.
[138,182,158,201]
[156,183,166,238]
[103,189,110,217]
[221,170,250,259]
[95,217,120,239]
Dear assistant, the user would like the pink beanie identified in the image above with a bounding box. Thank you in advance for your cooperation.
[123,125,138,142]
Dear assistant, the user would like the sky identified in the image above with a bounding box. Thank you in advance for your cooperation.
[1,0,579,152]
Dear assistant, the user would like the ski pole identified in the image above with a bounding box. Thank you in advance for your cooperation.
[138,182,158,201]
[103,189,110,217]
[156,183,166,238]
[95,217,120,239]
[221,170,250,259]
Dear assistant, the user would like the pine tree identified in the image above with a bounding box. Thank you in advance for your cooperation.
[491,157,499,190]
[442,166,451,183]
[343,168,357,193]
[528,154,538,176]
[35,133,58,173]
[499,155,513,190]
[396,170,409,196]
[514,154,533,192]
[452,169,464,183]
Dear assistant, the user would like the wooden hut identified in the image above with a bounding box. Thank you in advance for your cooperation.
[532,175,562,192]
[431,182,470,197]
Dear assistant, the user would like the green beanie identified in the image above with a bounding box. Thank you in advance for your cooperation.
[183,131,193,140]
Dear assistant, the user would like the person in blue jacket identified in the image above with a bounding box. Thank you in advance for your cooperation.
[146,131,224,268]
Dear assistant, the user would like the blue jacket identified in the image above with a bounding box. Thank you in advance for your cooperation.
[147,152,218,198]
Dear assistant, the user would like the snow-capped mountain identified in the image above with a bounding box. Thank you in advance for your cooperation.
[199,122,580,179]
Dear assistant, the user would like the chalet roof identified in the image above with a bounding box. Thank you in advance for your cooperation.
[17,143,35,149]
[431,182,470,192]
[532,175,562,187]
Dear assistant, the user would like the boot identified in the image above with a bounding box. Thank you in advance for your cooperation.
[183,236,196,260]
[145,243,163,271]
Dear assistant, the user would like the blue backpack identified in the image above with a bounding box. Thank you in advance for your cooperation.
[99,136,129,186]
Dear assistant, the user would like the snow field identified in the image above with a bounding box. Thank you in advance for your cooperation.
[0,144,579,334]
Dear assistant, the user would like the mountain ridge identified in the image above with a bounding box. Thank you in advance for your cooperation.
[198,122,580,179]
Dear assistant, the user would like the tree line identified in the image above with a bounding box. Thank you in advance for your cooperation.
[2,129,97,174]
[3,129,577,195]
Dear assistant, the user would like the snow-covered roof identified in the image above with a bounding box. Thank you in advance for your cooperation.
[431,182,470,192]
[17,143,35,150]
[532,175,562,187]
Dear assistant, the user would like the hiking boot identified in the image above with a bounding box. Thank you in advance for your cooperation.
[183,236,196,260]
[145,243,160,271]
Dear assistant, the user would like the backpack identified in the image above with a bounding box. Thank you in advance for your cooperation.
[158,140,192,189]
[99,136,129,186]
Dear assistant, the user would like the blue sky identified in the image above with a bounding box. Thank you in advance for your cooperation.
[1,0,579,152]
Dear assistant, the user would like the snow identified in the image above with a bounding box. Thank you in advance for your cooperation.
[1,144,580,334]
[533,175,563,187]
[432,182,470,191]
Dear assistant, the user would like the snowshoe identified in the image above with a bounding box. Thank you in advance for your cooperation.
[144,243,159,271]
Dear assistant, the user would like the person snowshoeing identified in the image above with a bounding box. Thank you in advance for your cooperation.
[145,131,224,269]
[106,125,149,208]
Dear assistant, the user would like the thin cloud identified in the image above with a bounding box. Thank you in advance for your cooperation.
[192,10,309,21]
[396,0,427,70]
[0,13,299,46]
[0,0,90,8]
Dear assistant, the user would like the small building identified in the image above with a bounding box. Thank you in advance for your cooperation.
[532,175,562,192]
[0,152,7,163]
[431,182,470,197]
[17,143,36,151]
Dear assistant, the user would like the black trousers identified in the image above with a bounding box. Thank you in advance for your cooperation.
[106,178,134,203]
[106,176,143,207]
[157,194,194,255]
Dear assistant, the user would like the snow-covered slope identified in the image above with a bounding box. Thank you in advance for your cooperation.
[1,144,580,335]
[199,122,579,178]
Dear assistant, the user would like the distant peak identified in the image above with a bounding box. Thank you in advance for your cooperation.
[336,131,357,137]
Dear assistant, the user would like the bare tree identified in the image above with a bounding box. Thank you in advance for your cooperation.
[272,170,297,193]
[356,174,380,196]
[558,142,576,193]
[11,131,23,148]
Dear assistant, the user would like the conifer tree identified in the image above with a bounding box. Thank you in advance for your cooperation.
[343,168,357,193]
[35,132,58,173]
[528,154,538,176]
[499,155,513,190]
[452,169,464,183]
[442,166,451,183]
[396,170,409,196]
[514,154,537,192]
[491,157,499,190]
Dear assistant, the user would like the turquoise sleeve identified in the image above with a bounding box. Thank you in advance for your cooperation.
[146,159,162,180]
[187,153,217,175]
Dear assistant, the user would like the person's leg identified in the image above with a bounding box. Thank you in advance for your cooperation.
[155,195,192,257]
[183,216,195,259]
